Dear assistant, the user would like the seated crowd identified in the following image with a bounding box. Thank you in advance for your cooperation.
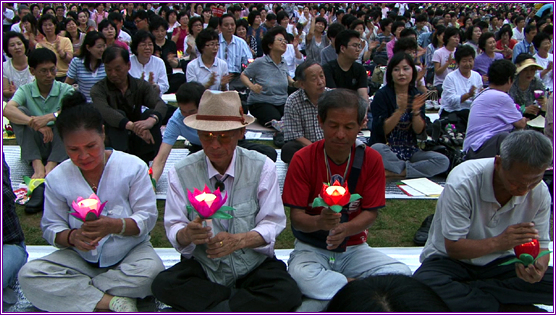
[2,1,554,313]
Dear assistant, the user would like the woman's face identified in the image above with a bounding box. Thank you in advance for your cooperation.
[236,25,247,38]
[152,26,167,42]
[70,5,78,12]
[45,9,55,16]
[202,39,219,58]
[315,21,325,33]
[501,32,510,42]
[64,128,105,172]
[458,55,474,73]
[280,17,289,28]
[519,64,537,83]
[354,24,364,36]
[32,6,40,16]
[394,26,403,39]
[137,38,154,58]
[203,11,211,22]
[447,34,460,47]
[65,20,77,34]
[102,24,116,39]
[87,38,106,60]
[22,21,31,32]
[484,36,496,53]
[78,12,88,25]
[270,34,287,55]
[465,18,473,28]
[392,59,413,86]
[196,5,203,14]
[539,38,552,54]
[97,4,104,12]
[169,12,177,23]
[472,27,481,41]
[8,37,25,57]
[180,15,189,26]
[42,19,56,36]
[191,20,203,36]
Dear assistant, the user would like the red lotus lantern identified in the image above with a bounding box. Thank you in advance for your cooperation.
[312,180,361,213]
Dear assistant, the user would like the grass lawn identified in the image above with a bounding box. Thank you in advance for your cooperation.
[17,199,440,248]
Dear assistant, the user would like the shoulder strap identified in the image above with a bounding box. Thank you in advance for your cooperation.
[347,144,365,193]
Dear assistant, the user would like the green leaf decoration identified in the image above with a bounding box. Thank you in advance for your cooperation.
[349,194,362,202]
[330,205,343,213]
[499,258,522,266]
[23,176,31,186]
[499,251,553,267]
[520,253,534,266]
[186,205,195,214]
[219,206,235,212]
[210,212,234,219]
[312,197,328,208]
[151,178,157,189]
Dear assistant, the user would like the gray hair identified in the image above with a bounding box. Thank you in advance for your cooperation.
[294,60,321,81]
[317,89,367,125]
[499,130,553,170]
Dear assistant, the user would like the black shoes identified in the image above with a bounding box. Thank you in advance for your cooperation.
[413,214,434,246]
[273,132,284,148]
[25,182,45,214]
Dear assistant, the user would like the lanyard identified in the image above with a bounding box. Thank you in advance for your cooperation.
[323,147,351,184]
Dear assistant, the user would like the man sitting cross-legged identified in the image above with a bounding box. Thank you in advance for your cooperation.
[413,130,554,312]
[3,48,73,178]
[282,89,412,312]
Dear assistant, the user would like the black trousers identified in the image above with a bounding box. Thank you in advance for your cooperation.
[413,254,554,312]
[188,140,277,162]
[465,132,509,161]
[104,109,162,164]
[248,102,284,127]
[151,256,302,312]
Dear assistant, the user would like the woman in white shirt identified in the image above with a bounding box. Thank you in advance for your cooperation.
[283,33,304,78]
[186,28,231,91]
[129,30,169,95]
[2,32,34,100]
[533,32,553,92]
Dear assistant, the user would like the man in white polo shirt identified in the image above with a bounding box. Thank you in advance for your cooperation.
[414,130,553,312]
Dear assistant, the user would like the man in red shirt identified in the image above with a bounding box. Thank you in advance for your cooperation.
[282,88,412,312]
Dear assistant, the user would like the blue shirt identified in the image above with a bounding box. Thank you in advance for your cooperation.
[217,34,253,74]
[512,39,536,63]
[163,109,202,146]
[66,57,106,102]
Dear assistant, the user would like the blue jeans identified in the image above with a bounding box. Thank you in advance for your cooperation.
[3,242,28,288]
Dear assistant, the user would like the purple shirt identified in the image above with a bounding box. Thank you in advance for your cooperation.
[463,88,523,153]
[473,52,504,76]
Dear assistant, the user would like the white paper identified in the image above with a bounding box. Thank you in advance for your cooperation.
[401,178,444,196]
[245,131,262,139]
[527,115,546,129]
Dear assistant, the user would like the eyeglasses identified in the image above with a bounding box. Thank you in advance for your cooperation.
[199,132,234,144]
[138,42,154,48]
[206,42,220,48]
[275,38,287,43]
[37,67,57,75]
[349,43,363,50]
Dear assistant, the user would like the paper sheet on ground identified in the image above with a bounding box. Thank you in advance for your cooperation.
[401,178,444,197]
[527,115,545,129]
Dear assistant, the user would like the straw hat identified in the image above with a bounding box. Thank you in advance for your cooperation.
[516,59,543,75]
[183,90,254,132]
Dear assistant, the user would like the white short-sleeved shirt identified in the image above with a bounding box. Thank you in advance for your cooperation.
[185,56,229,91]
[420,158,551,266]
[534,53,553,92]
[432,47,457,86]
[129,55,169,95]
[2,59,35,91]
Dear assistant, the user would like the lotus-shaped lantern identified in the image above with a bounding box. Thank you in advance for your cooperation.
[186,185,235,219]
[312,180,362,213]
[534,90,545,99]
[500,239,552,267]
[70,193,106,221]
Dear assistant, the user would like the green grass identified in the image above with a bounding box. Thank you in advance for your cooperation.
[16,199,438,248]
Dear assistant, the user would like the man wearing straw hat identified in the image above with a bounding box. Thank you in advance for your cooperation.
[151,90,302,312]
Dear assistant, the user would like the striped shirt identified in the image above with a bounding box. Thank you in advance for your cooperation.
[67,58,106,102]
[217,34,253,74]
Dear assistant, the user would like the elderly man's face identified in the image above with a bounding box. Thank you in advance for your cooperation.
[319,107,363,154]
[495,158,546,196]
[198,128,244,173]
[300,64,326,99]
[105,56,130,86]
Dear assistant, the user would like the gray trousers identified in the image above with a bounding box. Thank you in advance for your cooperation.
[371,143,450,178]
[18,241,165,312]
[11,106,67,163]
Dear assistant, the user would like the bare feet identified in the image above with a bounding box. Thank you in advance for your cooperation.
[45,161,58,176]
[31,160,46,179]
[385,169,407,178]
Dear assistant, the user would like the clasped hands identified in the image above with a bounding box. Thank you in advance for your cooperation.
[183,217,243,259]
[126,118,157,144]
[69,216,119,252]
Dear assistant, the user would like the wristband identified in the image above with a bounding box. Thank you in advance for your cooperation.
[67,228,77,247]
[150,114,159,124]
[119,218,126,235]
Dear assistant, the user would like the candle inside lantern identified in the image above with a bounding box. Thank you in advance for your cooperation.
[78,198,99,210]
[195,192,217,207]
[325,185,346,197]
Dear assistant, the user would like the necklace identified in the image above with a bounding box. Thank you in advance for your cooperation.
[323,147,351,185]
[81,151,106,193]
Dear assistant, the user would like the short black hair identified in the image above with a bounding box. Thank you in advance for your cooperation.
[57,91,103,140]
[3,31,29,58]
[37,14,60,36]
[326,23,346,40]
[393,37,418,55]
[133,9,149,22]
[454,44,476,63]
[131,30,155,55]
[276,11,289,25]
[28,47,57,69]
[176,82,206,107]
[478,32,495,51]
[236,18,249,32]
[386,52,417,88]
[488,59,516,86]
[432,25,446,48]
[379,18,393,31]
[532,32,551,50]
[195,28,219,54]
[497,25,513,40]
[102,45,130,65]
[443,26,460,43]
[524,24,537,34]
[416,14,428,23]
[219,14,235,26]
[247,10,261,26]
[149,16,169,32]
[188,16,204,33]
[318,89,367,125]
[261,26,288,55]
[315,16,327,29]
[400,28,417,38]
[266,13,276,22]
[335,29,361,54]
[108,11,123,23]
[349,19,365,31]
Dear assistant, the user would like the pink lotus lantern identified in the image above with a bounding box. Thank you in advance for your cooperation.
[187,185,235,227]
[534,90,545,99]
[70,193,106,222]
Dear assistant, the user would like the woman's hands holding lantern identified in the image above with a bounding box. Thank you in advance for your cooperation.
[80,216,122,246]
